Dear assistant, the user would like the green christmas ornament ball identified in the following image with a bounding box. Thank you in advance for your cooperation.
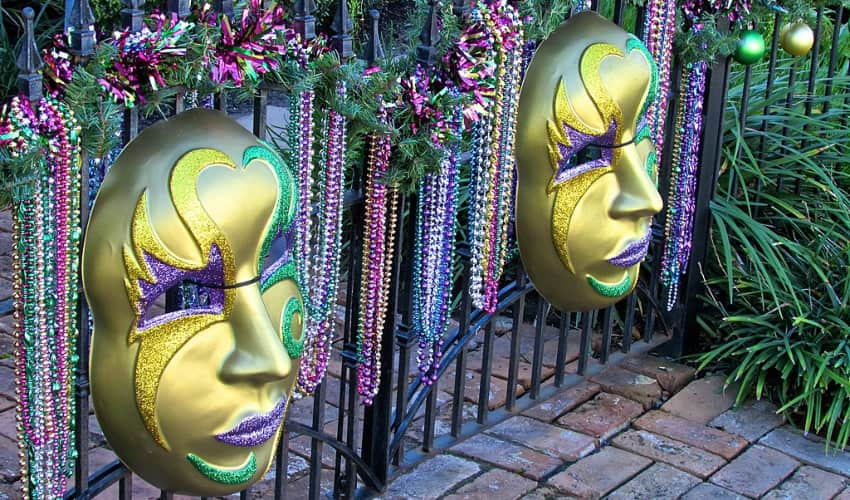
[734,30,766,65]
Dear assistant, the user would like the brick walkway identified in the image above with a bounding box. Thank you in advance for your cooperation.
[383,361,850,500]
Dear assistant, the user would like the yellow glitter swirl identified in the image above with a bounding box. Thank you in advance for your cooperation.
[123,149,238,450]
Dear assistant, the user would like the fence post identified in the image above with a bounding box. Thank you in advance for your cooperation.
[331,0,354,59]
[293,0,317,40]
[17,7,43,103]
[416,0,440,66]
[213,0,234,18]
[365,10,384,63]
[121,0,145,33]
[166,0,190,19]
[673,55,731,356]
[68,0,95,57]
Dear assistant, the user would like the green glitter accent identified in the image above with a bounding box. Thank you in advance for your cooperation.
[186,452,257,485]
[646,150,658,186]
[261,261,298,294]
[244,144,298,277]
[282,297,304,358]
[587,273,633,298]
[627,37,658,120]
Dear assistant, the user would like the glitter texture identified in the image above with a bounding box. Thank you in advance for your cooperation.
[608,230,652,267]
[214,396,288,447]
[123,149,239,450]
[244,144,297,277]
[551,168,608,273]
[186,452,257,485]
[282,298,304,358]
[587,272,633,297]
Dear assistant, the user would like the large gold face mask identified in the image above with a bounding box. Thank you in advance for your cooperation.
[82,109,303,495]
[515,12,664,312]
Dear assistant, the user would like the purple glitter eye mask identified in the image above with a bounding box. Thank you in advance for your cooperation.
[554,120,617,184]
[214,395,289,447]
[136,243,226,330]
[608,229,651,268]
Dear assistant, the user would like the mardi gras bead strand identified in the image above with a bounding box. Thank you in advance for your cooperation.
[661,61,707,310]
[296,83,346,395]
[356,102,399,404]
[413,105,462,384]
[467,0,524,313]
[643,0,677,163]
[3,94,81,499]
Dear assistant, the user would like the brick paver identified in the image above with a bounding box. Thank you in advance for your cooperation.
[760,426,850,476]
[487,416,596,461]
[522,382,600,422]
[450,434,562,480]
[633,410,747,460]
[607,463,701,499]
[612,429,726,479]
[462,372,522,410]
[620,354,696,393]
[547,447,651,498]
[384,454,480,499]
[465,351,554,390]
[661,376,737,424]
[589,365,662,409]
[557,392,643,441]
[710,399,784,442]
[709,444,799,498]
[519,486,564,499]
[443,468,536,500]
[681,482,747,500]
[761,465,847,499]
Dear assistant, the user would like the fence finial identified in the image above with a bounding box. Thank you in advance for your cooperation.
[17,7,43,103]
[417,0,441,67]
[331,0,354,59]
[121,0,146,32]
[166,0,190,19]
[294,0,318,40]
[68,0,96,57]
[365,9,384,65]
[452,0,468,17]
[213,0,234,19]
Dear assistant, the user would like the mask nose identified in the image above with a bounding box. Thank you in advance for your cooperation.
[219,287,291,385]
[609,144,663,219]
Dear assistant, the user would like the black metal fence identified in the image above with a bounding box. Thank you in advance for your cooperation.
[5,0,846,498]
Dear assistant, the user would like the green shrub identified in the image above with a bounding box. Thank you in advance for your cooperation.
[697,58,850,448]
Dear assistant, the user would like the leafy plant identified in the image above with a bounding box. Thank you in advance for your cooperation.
[697,56,850,449]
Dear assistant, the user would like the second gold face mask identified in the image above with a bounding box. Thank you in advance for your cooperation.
[82,109,303,495]
[515,12,664,312]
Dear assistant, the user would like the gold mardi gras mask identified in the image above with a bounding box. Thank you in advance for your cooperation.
[82,109,303,495]
[515,11,663,312]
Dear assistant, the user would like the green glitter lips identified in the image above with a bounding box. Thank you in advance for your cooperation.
[587,273,633,298]
[186,452,257,485]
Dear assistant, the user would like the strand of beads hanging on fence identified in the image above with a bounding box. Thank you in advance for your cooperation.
[466,0,524,314]
[412,102,462,386]
[661,0,751,309]
[1,95,81,499]
[643,0,677,165]
[357,99,399,404]
[295,81,347,396]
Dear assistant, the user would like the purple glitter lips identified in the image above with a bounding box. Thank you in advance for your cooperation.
[214,396,288,447]
[608,230,651,268]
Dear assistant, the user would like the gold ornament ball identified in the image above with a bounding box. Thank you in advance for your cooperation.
[780,20,815,57]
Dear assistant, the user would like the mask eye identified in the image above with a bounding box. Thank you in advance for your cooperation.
[554,142,613,184]
[134,245,226,331]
